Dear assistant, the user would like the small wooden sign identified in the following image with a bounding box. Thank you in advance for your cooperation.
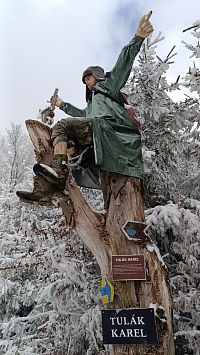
[102,308,158,345]
[122,220,151,243]
[112,255,146,281]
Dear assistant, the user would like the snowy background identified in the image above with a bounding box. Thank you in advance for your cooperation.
[0,0,199,132]
[0,1,200,354]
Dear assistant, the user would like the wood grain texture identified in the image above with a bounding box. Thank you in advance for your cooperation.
[26,119,175,355]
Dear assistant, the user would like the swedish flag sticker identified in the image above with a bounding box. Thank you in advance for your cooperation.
[101,277,114,305]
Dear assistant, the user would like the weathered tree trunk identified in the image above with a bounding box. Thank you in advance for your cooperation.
[25,119,175,355]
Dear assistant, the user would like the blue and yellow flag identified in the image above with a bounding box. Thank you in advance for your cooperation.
[101,277,114,305]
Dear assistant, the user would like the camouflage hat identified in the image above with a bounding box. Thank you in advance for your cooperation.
[82,66,105,83]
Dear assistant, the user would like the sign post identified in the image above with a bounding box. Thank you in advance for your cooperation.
[112,255,146,281]
[102,308,158,345]
[121,220,151,243]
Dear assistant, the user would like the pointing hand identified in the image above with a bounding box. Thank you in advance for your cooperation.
[136,11,154,38]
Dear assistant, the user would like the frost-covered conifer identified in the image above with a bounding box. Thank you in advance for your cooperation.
[177,21,200,200]
[146,198,200,354]
[0,191,106,355]
[0,124,35,193]
[0,128,105,354]
[126,29,200,206]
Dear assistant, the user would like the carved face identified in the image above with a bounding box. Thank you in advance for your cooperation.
[84,75,97,90]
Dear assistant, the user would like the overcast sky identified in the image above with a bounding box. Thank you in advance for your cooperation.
[0,0,199,132]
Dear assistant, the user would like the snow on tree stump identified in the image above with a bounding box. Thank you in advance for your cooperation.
[25,119,175,355]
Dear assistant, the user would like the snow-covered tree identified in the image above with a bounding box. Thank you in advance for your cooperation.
[1,19,200,355]
[0,190,107,355]
[177,21,200,200]
[126,30,200,207]
[0,124,35,193]
[146,198,200,354]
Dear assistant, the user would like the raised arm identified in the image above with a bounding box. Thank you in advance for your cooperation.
[103,11,153,95]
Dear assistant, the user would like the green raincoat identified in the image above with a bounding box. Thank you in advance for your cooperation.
[60,35,144,179]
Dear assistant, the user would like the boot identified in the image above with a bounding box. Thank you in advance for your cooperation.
[33,154,69,191]
[16,176,54,204]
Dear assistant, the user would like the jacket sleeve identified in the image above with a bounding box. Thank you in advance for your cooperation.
[103,35,144,95]
[59,101,86,117]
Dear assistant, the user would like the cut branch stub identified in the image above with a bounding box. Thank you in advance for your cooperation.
[26,119,53,165]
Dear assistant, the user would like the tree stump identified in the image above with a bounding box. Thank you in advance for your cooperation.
[25,119,175,355]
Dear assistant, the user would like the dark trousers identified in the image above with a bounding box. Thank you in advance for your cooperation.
[51,118,93,148]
